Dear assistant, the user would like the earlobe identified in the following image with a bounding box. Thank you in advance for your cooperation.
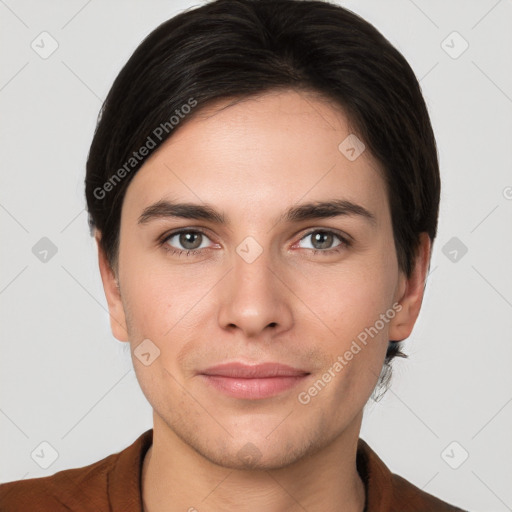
[388,233,431,342]
[95,233,129,342]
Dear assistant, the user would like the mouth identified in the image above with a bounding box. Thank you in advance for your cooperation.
[199,362,310,400]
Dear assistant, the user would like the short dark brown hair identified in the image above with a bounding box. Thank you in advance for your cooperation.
[85,0,440,395]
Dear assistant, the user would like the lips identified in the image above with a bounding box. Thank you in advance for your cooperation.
[199,362,310,400]
[202,362,309,378]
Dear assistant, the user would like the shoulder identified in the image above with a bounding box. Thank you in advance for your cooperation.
[390,473,468,511]
[0,450,117,511]
[0,429,152,512]
[357,438,468,512]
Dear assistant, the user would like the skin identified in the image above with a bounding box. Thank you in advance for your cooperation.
[97,89,431,512]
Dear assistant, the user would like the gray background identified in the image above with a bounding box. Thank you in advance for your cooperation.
[1,1,511,510]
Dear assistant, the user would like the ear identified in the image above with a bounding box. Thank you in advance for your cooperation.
[95,233,129,342]
[388,232,431,342]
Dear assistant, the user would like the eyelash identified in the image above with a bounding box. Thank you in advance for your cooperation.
[159,228,352,258]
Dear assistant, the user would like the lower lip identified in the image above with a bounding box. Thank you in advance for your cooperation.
[200,375,308,399]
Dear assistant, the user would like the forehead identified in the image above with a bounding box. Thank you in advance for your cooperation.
[122,89,389,225]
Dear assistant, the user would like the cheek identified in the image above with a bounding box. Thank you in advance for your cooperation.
[119,253,213,373]
[119,242,188,334]
[297,260,397,342]
[122,276,172,337]
[305,286,393,416]
[121,267,191,408]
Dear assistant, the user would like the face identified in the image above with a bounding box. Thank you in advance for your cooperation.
[99,89,428,470]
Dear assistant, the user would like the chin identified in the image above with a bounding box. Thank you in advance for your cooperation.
[197,442,311,471]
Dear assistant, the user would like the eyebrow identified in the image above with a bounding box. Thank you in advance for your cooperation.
[137,198,377,227]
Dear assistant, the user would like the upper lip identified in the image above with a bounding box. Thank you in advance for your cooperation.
[200,362,309,378]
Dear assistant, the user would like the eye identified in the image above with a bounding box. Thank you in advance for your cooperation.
[297,230,350,252]
[163,230,213,252]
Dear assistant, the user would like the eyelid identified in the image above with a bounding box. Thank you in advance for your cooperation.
[293,227,352,247]
[160,227,216,247]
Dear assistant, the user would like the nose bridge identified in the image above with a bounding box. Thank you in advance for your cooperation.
[232,239,278,306]
[234,243,274,294]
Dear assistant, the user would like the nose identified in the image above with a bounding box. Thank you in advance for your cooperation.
[217,245,294,340]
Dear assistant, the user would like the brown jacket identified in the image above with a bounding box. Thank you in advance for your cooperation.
[0,429,467,511]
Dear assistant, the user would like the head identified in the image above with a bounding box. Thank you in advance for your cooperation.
[86,0,439,469]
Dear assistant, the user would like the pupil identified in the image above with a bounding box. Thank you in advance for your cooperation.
[180,232,201,250]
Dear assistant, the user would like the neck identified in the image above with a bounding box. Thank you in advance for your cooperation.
[142,413,366,512]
